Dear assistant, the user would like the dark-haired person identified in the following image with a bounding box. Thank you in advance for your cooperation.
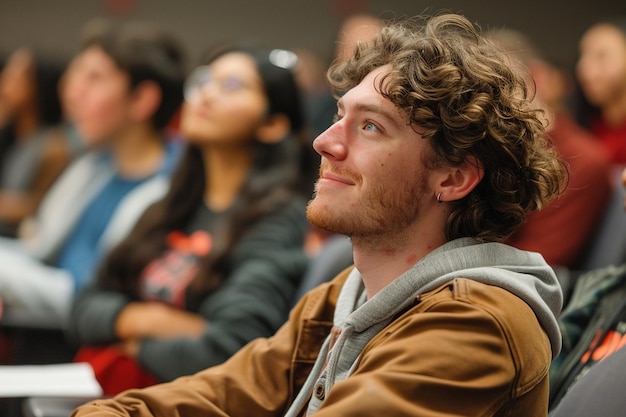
[576,18,626,164]
[0,20,185,331]
[67,44,310,394]
[0,48,82,237]
[73,13,567,417]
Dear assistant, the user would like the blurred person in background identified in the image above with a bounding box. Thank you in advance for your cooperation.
[575,18,626,164]
[490,29,612,274]
[0,19,185,335]
[0,48,82,237]
[549,167,626,410]
[67,44,310,395]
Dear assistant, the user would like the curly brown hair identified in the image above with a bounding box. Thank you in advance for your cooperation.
[328,13,568,242]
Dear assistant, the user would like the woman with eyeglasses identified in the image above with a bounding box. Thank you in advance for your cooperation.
[66,44,311,395]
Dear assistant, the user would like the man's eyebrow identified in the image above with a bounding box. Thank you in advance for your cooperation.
[337,98,403,130]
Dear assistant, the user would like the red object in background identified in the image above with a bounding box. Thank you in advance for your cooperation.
[167,106,182,136]
[330,0,370,19]
[75,346,159,396]
[103,0,138,17]
[0,331,15,365]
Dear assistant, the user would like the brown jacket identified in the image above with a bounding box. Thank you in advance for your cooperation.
[73,267,552,417]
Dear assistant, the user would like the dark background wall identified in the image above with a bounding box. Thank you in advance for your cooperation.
[0,0,624,70]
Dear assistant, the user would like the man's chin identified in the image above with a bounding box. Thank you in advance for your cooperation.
[305,202,325,230]
[306,201,347,235]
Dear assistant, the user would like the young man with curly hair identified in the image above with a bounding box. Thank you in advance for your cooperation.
[73,13,567,417]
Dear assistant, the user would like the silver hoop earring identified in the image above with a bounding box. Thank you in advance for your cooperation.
[436,192,443,204]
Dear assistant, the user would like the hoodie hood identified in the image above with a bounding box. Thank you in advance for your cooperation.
[336,237,562,356]
[286,237,563,417]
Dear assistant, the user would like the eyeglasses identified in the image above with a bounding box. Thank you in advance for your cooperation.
[183,49,298,102]
[183,67,255,102]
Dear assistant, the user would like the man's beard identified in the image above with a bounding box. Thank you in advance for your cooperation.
[306,169,428,240]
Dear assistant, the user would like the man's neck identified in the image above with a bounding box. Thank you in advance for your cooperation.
[111,124,165,179]
[351,224,446,299]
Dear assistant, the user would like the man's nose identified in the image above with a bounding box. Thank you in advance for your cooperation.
[312,121,348,161]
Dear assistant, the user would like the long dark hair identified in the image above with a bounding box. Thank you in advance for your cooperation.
[0,48,65,170]
[96,44,307,299]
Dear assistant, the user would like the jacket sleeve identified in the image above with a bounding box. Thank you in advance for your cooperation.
[71,282,323,417]
[136,199,309,381]
[67,284,130,345]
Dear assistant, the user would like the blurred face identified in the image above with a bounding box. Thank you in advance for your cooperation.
[306,65,431,238]
[532,62,568,111]
[180,52,269,146]
[63,46,133,146]
[0,49,35,116]
[576,24,626,107]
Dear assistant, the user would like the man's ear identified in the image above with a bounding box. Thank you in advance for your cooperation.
[256,113,291,144]
[129,81,162,123]
[434,156,484,203]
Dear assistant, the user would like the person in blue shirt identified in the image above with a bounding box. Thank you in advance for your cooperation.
[0,19,186,330]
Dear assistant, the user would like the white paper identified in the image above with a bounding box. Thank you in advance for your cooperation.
[0,362,103,397]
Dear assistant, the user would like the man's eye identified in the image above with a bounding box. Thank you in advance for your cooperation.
[332,114,342,123]
[364,122,378,132]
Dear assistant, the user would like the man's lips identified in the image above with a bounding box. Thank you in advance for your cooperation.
[320,172,356,185]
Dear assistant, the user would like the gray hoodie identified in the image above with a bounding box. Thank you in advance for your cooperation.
[285,237,563,416]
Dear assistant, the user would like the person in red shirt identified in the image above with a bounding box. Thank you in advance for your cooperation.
[490,29,612,270]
